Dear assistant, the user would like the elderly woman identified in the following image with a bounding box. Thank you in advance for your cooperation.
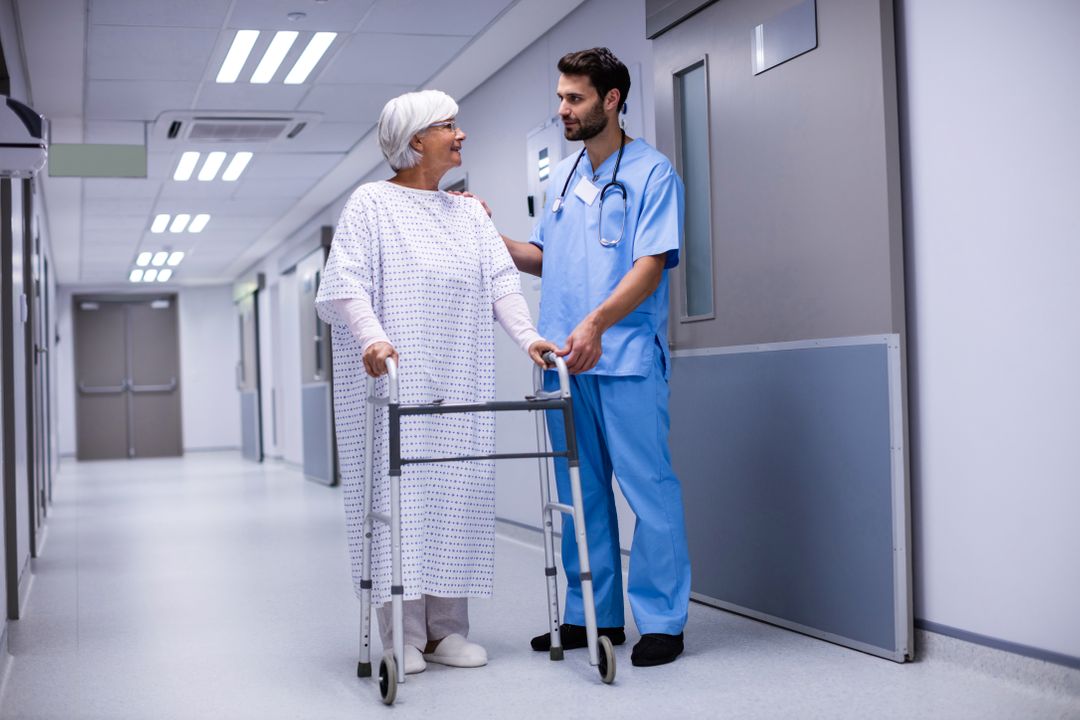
[315,90,553,675]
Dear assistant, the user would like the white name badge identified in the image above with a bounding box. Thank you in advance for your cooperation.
[572,176,600,206]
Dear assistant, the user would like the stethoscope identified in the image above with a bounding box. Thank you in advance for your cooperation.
[551,129,628,247]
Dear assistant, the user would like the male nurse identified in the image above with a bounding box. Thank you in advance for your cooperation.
[501,47,691,667]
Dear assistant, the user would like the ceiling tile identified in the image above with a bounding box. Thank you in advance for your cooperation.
[317,33,469,85]
[240,153,343,179]
[90,0,232,28]
[359,0,512,36]
[297,83,412,123]
[226,176,319,199]
[86,81,199,121]
[226,0,377,32]
[84,178,161,200]
[275,121,372,153]
[88,26,220,81]
[83,215,152,232]
[84,197,157,217]
[193,83,311,112]
[84,121,148,144]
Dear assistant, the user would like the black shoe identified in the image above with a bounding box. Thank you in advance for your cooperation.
[631,633,684,666]
[530,624,626,651]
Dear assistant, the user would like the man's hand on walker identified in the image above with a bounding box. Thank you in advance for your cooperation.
[559,315,604,374]
[363,341,398,378]
[527,339,559,368]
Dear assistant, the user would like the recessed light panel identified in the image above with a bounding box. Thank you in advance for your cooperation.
[222,152,253,181]
[170,214,191,233]
[251,31,298,83]
[174,152,200,181]
[188,214,211,233]
[217,30,260,83]
[284,32,336,84]
[198,152,227,181]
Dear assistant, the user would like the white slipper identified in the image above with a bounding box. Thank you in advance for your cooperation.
[423,633,488,668]
[403,645,427,674]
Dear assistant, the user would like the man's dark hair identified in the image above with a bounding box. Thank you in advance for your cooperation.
[557,47,631,112]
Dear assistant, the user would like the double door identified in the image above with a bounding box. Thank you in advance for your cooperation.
[74,297,182,460]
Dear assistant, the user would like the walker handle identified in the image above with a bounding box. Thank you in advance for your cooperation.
[533,351,571,398]
[385,355,399,404]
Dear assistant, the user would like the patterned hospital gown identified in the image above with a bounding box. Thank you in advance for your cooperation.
[315,180,521,606]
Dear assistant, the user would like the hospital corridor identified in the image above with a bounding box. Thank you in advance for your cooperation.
[1,0,1078,718]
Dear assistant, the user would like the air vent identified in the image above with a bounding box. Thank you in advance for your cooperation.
[185,117,291,142]
[151,111,321,147]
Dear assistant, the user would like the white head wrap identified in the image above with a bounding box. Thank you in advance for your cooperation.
[378,90,459,171]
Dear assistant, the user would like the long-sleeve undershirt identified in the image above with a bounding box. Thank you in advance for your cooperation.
[333,292,542,355]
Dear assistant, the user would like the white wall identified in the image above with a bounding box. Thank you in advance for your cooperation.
[899,0,1080,658]
[177,286,241,450]
[56,285,240,454]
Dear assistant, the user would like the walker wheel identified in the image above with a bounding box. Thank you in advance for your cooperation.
[597,636,616,684]
[378,653,397,705]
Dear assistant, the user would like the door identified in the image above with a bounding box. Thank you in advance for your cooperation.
[74,297,183,459]
[2,177,31,619]
[236,292,262,462]
[297,247,335,485]
[75,301,129,459]
[26,205,43,554]
[128,299,182,457]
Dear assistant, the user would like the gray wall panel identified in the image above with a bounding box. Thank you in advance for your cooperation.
[671,339,907,658]
[301,383,334,486]
[240,390,259,462]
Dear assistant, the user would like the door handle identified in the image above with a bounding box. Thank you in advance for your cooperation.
[78,380,127,395]
[128,377,178,393]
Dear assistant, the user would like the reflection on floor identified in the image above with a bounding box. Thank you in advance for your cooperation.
[1,452,1077,719]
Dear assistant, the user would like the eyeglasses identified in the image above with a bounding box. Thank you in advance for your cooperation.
[426,120,459,134]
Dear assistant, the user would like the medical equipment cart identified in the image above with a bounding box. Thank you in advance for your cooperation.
[355,353,616,705]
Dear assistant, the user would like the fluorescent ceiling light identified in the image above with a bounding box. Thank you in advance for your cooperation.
[251,31,298,83]
[151,214,170,233]
[174,151,200,181]
[144,268,159,282]
[136,252,153,267]
[157,268,173,282]
[284,32,337,84]
[167,251,185,266]
[129,269,144,283]
[170,214,191,233]
[189,214,211,233]
[221,152,253,181]
[198,151,227,181]
[217,30,260,83]
[152,251,169,267]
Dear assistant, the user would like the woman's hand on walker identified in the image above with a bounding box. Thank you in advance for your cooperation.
[527,339,559,368]
[363,341,398,377]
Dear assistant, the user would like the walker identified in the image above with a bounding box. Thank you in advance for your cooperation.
[355,353,616,705]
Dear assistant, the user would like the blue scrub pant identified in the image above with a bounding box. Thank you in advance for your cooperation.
[544,344,691,635]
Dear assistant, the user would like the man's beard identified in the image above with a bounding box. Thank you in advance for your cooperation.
[564,101,607,141]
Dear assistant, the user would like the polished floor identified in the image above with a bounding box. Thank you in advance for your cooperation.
[0,453,1077,719]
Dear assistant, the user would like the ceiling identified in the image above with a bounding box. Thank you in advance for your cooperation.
[13,0,584,286]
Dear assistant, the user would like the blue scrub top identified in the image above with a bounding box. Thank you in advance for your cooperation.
[529,139,684,378]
